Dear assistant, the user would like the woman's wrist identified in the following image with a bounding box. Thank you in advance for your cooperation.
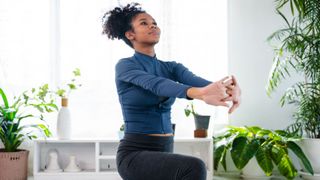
[186,87,204,100]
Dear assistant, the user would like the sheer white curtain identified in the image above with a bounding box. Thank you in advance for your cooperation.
[0,0,228,138]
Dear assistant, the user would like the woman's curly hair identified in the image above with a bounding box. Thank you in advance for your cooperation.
[102,3,145,48]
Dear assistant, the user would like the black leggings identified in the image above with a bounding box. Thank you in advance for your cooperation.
[116,133,207,180]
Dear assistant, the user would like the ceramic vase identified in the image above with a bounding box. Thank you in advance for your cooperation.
[57,98,71,139]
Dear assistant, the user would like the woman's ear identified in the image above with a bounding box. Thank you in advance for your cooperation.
[125,31,134,41]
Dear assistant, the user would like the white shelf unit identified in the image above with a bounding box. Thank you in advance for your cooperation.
[33,138,213,180]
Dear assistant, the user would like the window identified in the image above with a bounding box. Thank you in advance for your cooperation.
[0,0,228,138]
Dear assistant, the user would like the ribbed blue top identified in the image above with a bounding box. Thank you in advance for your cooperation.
[115,51,211,134]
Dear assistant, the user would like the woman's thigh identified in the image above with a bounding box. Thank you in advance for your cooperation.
[117,151,207,180]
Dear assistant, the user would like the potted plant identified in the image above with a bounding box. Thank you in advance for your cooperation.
[266,0,320,175]
[214,126,313,179]
[184,102,211,137]
[56,68,81,139]
[0,85,58,179]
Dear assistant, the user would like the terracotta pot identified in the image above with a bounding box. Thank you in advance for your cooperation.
[0,149,29,180]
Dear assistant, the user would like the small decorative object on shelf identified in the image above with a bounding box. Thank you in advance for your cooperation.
[44,149,62,172]
[184,102,210,138]
[56,68,81,140]
[64,155,82,172]
[33,139,213,180]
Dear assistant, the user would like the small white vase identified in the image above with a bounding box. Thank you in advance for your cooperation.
[57,98,71,140]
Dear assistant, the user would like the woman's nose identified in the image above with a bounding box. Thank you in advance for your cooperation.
[149,24,156,29]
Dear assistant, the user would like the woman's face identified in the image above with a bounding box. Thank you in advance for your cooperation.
[126,13,161,47]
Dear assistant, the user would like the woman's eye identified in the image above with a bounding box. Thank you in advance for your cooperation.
[153,22,157,26]
[141,22,147,25]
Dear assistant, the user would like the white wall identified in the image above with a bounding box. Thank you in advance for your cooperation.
[227,0,297,129]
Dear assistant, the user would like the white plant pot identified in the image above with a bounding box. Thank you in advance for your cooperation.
[57,106,71,140]
[242,158,271,179]
[299,138,320,174]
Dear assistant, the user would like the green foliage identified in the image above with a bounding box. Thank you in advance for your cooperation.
[0,86,57,152]
[184,102,197,117]
[267,0,320,138]
[214,126,313,179]
[56,68,82,98]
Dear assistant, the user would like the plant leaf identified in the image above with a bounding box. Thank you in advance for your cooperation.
[214,145,227,171]
[0,88,9,108]
[256,145,273,176]
[231,137,260,170]
[287,141,313,175]
[272,144,297,179]
[278,153,297,179]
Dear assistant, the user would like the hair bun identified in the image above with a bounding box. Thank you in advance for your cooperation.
[102,2,145,44]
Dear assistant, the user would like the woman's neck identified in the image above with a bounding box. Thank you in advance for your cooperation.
[134,45,155,57]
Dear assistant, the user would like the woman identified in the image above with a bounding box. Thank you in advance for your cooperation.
[102,3,241,180]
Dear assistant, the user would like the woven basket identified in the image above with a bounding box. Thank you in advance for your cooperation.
[0,149,29,180]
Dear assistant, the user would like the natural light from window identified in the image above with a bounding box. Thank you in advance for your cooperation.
[0,0,228,138]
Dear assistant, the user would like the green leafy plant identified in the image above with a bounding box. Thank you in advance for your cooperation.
[184,102,198,117]
[266,0,320,138]
[0,85,58,152]
[214,126,313,179]
[56,68,82,98]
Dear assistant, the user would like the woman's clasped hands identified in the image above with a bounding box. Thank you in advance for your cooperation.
[201,75,241,114]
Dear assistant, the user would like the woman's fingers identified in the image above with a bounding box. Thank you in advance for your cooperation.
[223,96,233,101]
[219,76,233,86]
[219,76,231,83]
[217,101,229,107]
[232,75,238,86]
[228,102,240,114]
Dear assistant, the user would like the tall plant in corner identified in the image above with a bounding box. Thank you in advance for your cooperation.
[266,0,320,138]
[267,0,320,175]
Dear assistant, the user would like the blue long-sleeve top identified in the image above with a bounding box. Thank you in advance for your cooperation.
[115,51,211,134]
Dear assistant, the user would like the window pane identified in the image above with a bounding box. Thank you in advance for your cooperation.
[0,0,51,96]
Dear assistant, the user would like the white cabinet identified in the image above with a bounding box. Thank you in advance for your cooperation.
[33,138,213,180]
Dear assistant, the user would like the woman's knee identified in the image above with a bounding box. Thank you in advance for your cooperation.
[191,157,206,174]
[180,156,207,180]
